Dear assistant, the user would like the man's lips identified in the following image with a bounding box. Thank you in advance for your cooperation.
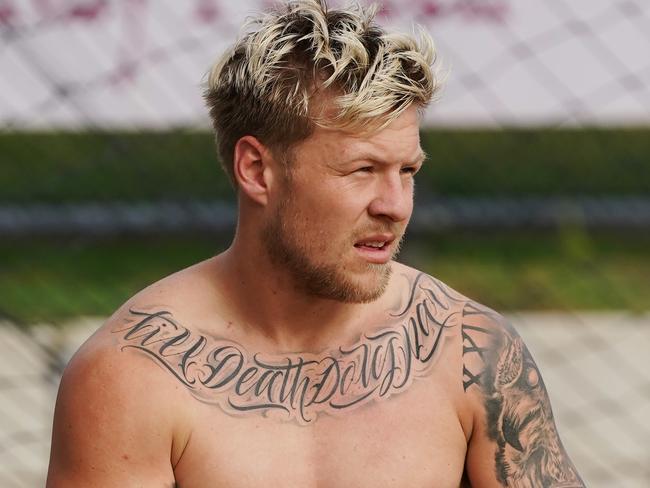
[353,234,396,264]
[353,233,395,248]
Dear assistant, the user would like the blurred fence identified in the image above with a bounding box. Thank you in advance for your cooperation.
[1,1,649,487]
[1,313,649,487]
[1,0,649,128]
[2,197,650,237]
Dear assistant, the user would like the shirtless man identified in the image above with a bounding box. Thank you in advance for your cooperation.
[47,1,585,486]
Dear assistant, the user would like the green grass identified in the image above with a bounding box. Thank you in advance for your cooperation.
[0,238,225,325]
[0,131,234,203]
[1,230,648,326]
[418,128,650,196]
[402,229,650,312]
[1,128,649,203]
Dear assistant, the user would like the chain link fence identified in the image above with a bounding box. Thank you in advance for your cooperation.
[1,0,649,128]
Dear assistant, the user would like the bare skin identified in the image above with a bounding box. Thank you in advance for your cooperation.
[47,107,584,487]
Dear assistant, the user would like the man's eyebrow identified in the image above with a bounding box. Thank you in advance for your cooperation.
[403,150,427,166]
[414,151,428,164]
[343,150,428,165]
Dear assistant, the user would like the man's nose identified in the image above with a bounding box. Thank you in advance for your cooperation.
[367,173,413,223]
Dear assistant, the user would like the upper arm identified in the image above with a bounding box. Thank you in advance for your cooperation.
[461,302,585,487]
[47,332,177,487]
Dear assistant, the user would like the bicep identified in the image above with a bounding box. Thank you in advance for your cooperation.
[47,344,176,487]
[461,305,584,487]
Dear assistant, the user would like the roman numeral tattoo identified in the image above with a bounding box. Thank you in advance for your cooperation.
[461,301,496,391]
[111,273,461,424]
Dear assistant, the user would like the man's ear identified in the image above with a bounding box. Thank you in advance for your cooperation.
[232,135,276,206]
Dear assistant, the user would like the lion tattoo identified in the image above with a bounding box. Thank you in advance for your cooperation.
[487,332,582,487]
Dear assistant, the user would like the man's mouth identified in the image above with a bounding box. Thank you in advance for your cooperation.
[355,241,388,250]
[353,235,395,263]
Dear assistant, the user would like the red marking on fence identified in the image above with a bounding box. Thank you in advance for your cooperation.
[195,0,220,24]
[419,0,509,23]
[0,2,15,26]
[451,1,508,23]
[421,1,442,17]
[111,0,148,86]
[67,0,109,21]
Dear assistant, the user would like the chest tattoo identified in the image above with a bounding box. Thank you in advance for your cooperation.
[111,273,464,424]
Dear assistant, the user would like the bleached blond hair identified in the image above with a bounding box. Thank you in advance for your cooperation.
[204,0,439,184]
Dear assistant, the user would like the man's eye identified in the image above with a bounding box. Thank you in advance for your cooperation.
[401,166,418,175]
[356,166,373,173]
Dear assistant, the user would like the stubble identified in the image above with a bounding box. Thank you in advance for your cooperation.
[261,194,400,303]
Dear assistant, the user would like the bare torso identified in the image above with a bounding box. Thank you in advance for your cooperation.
[89,261,474,487]
[48,258,583,487]
[172,367,468,487]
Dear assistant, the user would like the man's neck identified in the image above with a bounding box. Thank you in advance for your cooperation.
[212,237,385,353]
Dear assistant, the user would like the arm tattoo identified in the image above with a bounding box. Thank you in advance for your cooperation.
[461,302,495,391]
[111,273,460,424]
[462,304,584,487]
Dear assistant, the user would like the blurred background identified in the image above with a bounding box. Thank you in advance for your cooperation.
[1,0,649,486]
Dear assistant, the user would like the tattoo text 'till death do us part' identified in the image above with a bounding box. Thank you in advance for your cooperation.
[112,274,463,424]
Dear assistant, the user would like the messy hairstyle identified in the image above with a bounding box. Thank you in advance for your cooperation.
[204,0,440,185]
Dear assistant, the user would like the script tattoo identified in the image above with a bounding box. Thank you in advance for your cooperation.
[111,273,460,424]
[462,306,584,487]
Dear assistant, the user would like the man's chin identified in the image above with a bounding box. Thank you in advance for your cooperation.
[328,261,393,304]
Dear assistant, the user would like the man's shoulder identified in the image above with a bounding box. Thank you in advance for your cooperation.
[392,261,507,325]
[391,261,515,365]
[97,255,228,343]
[61,310,186,409]
[392,261,466,299]
[50,298,187,486]
[62,258,223,407]
[120,256,222,316]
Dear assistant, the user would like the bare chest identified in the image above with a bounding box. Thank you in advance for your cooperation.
[111,274,471,486]
[173,379,468,488]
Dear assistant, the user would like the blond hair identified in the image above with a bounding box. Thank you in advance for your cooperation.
[204,0,439,184]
